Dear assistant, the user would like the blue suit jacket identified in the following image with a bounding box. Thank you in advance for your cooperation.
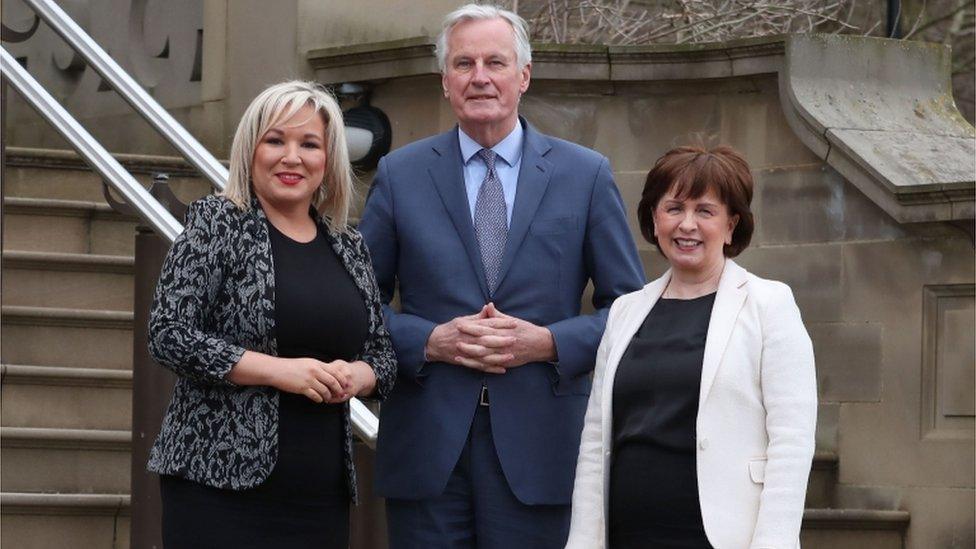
[359,120,644,505]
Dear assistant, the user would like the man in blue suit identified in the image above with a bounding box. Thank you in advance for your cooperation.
[358,4,644,548]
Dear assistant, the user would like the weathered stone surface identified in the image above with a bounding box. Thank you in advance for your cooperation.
[717,76,819,170]
[816,403,840,452]
[781,34,975,223]
[841,238,975,322]
[735,243,843,323]
[755,165,906,245]
[808,322,883,403]
[920,285,975,440]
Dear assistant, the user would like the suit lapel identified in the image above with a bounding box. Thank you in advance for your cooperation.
[427,129,490,300]
[698,260,748,406]
[494,121,553,292]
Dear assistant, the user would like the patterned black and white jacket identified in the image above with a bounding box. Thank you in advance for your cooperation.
[146,194,396,501]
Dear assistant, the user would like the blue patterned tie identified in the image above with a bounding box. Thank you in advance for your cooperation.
[474,149,508,295]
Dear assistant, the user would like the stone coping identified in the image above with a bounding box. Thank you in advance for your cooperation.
[802,508,910,530]
[3,146,225,177]
[307,34,785,82]
[0,493,130,516]
[308,33,974,223]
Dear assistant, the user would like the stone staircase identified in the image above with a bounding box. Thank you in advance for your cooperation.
[1,147,910,548]
[1,147,208,548]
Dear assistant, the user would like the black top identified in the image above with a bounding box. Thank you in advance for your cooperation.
[157,219,371,549]
[609,293,716,549]
[254,220,368,500]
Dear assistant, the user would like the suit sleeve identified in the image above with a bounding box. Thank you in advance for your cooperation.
[147,198,245,386]
[359,157,437,383]
[750,283,817,548]
[546,156,645,382]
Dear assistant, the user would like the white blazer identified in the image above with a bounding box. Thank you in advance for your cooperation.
[566,260,817,549]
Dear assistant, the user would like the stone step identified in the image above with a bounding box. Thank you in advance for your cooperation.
[806,451,838,508]
[3,146,212,203]
[1,492,129,549]
[2,197,139,256]
[801,508,910,549]
[1,306,133,370]
[1,365,132,430]
[0,427,131,494]
[2,251,134,310]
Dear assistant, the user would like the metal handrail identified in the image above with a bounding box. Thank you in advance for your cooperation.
[3,2,381,446]
[22,0,228,191]
[1,47,182,241]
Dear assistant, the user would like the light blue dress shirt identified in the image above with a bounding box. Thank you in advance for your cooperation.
[458,123,523,226]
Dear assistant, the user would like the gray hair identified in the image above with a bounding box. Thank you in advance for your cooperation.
[435,4,532,72]
[223,80,355,232]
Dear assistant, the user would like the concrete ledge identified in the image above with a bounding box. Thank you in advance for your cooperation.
[3,251,134,274]
[779,34,975,223]
[1,306,133,329]
[802,508,911,530]
[813,451,839,471]
[3,146,216,177]
[3,197,136,220]
[1,364,132,388]
[307,34,786,83]
[0,493,130,516]
[0,427,131,451]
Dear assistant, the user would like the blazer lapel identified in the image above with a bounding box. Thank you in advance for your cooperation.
[698,260,748,406]
[427,129,490,300]
[494,120,553,292]
[601,272,671,410]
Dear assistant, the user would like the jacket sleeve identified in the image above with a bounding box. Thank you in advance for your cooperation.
[565,295,627,549]
[547,156,645,382]
[147,197,245,385]
[750,282,817,548]
[349,229,398,401]
[358,156,437,383]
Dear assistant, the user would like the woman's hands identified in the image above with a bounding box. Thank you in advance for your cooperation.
[271,357,352,404]
[272,359,377,403]
[227,351,379,403]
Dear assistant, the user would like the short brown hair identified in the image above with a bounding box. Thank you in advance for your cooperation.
[637,145,755,258]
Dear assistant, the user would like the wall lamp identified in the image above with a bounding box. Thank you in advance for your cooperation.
[338,83,391,171]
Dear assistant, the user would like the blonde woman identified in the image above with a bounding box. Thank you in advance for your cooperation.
[147,80,396,548]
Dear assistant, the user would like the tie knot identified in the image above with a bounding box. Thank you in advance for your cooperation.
[477,148,497,171]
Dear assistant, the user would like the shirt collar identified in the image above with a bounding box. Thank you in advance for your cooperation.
[458,121,524,167]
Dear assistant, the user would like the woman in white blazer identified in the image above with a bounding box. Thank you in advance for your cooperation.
[566,146,817,549]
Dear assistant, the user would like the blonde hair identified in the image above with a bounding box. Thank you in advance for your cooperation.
[223,80,355,232]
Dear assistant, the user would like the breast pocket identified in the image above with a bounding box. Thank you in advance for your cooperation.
[529,215,578,236]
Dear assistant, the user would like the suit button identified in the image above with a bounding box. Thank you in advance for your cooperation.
[698,438,709,450]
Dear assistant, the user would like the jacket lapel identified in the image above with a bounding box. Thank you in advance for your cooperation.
[601,272,671,411]
[494,120,553,293]
[427,129,490,300]
[698,260,748,406]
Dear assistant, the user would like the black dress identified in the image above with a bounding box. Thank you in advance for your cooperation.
[160,220,368,549]
[609,293,716,549]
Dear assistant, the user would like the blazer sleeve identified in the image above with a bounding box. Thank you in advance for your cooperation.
[750,282,817,548]
[546,156,645,382]
[349,229,398,400]
[359,157,437,383]
[565,296,627,549]
[147,197,245,385]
